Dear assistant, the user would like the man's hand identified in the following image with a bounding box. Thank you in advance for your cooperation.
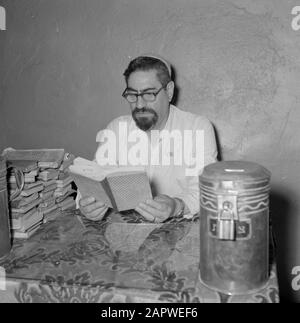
[135,194,176,223]
[79,196,108,221]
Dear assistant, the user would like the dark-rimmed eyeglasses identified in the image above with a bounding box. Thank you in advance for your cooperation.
[122,85,166,103]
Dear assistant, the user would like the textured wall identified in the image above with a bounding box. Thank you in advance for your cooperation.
[1,0,300,302]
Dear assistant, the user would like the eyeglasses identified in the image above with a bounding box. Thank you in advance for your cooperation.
[122,85,166,103]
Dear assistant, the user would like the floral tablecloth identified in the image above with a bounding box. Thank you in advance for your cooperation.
[0,210,279,303]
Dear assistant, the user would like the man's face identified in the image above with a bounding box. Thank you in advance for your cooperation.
[126,69,173,132]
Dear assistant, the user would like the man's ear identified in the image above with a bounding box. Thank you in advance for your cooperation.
[166,81,175,102]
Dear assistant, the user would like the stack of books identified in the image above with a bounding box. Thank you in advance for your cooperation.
[37,168,60,224]
[8,160,44,239]
[5,149,76,238]
[55,172,76,211]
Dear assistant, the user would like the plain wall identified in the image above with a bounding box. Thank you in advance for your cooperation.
[1,0,300,302]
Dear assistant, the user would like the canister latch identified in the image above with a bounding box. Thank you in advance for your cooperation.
[217,194,238,240]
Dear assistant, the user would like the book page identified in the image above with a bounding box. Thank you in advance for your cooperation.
[69,157,146,180]
[69,157,108,180]
[69,172,112,208]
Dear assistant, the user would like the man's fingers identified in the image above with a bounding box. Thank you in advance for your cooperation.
[135,206,155,222]
[141,201,168,219]
[86,208,107,221]
[94,201,106,208]
[79,196,95,207]
[136,202,168,223]
[145,199,166,211]
[139,202,161,215]
[84,201,107,214]
[79,196,108,221]
[86,205,108,220]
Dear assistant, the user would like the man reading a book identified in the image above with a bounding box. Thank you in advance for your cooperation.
[79,54,218,223]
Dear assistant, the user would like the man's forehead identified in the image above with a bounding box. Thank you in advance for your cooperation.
[127,69,161,88]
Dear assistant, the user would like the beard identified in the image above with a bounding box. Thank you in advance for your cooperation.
[132,107,158,131]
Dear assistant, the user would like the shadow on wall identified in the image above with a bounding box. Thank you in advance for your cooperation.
[213,126,222,162]
[270,188,299,303]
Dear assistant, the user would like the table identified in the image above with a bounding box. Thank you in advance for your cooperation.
[0,209,279,303]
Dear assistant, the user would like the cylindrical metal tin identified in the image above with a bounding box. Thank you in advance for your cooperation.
[199,161,271,295]
[0,157,11,258]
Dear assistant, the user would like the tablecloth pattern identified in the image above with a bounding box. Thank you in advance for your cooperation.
[0,210,279,303]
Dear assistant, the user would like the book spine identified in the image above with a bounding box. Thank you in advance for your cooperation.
[101,177,117,211]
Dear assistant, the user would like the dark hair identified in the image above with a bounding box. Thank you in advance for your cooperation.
[123,56,171,87]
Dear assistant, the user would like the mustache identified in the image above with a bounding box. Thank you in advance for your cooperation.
[132,107,156,115]
[132,107,158,131]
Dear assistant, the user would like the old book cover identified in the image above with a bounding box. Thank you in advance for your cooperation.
[42,179,57,187]
[54,184,73,197]
[68,157,152,212]
[20,183,44,197]
[11,197,42,213]
[12,221,42,239]
[4,149,65,169]
[58,197,76,211]
[43,182,57,193]
[12,209,43,231]
[15,180,43,190]
[38,204,58,216]
[106,171,152,211]
[38,169,60,181]
[56,173,73,188]
[7,160,38,173]
[39,190,55,200]
[55,189,76,203]
[9,174,36,184]
[70,172,112,208]
[11,207,37,220]
[39,196,56,208]
[11,192,39,207]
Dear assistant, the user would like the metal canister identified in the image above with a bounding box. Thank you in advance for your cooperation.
[199,161,271,295]
[0,157,11,258]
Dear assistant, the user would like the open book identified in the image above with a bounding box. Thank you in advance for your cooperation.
[68,157,152,212]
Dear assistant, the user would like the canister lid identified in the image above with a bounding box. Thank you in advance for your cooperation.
[200,161,271,182]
